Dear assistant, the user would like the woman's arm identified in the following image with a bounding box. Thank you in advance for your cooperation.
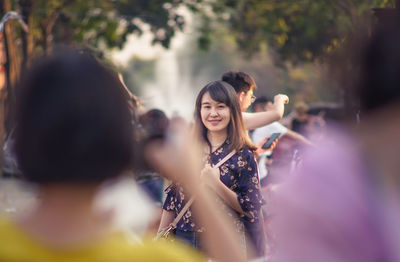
[200,165,249,216]
[235,152,264,219]
[158,210,174,231]
[201,150,264,220]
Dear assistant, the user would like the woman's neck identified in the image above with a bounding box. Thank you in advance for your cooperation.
[207,130,227,150]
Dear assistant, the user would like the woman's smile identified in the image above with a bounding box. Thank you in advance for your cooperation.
[208,119,222,126]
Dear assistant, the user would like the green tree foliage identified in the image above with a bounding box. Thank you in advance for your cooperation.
[199,0,396,63]
[5,0,204,63]
[0,0,203,132]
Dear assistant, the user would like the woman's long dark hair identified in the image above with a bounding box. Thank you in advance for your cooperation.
[194,80,256,152]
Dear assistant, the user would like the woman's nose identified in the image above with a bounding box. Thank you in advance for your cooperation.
[210,108,218,116]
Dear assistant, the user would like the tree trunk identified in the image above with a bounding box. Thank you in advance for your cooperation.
[20,0,34,70]
[2,0,24,138]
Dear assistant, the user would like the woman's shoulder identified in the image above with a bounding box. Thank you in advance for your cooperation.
[236,145,255,157]
[227,146,255,165]
[164,182,176,193]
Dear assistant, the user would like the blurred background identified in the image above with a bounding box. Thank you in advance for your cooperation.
[0,0,396,124]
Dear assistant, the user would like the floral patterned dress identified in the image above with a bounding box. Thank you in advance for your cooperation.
[162,140,265,255]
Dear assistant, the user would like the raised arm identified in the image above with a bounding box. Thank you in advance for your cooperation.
[242,94,289,130]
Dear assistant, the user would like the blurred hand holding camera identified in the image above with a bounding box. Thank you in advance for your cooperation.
[145,117,203,188]
[200,164,220,191]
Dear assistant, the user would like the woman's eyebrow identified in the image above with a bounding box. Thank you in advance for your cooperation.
[201,102,211,105]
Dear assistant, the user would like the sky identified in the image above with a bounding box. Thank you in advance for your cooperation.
[110,9,197,121]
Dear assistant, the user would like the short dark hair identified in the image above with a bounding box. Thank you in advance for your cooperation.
[136,109,169,172]
[221,70,257,94]
[15,48,135,184]
[139,109,169,140]
[357,20,400,112]
[251,96,273,112]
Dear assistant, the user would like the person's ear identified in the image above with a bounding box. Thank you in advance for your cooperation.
[238,92,245,103]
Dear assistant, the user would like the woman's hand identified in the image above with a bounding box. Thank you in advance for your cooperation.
[145,116,203,186]
[200,164,221,191]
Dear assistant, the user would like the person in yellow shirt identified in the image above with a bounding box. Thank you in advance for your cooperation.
[0,48,245,262]
[0,218,203,262]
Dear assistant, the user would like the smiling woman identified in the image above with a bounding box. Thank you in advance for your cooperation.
[194,81,254,153]
[159,81,266,260]
[200,92,231,138]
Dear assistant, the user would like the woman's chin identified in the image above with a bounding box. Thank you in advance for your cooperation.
[207,126,227,133]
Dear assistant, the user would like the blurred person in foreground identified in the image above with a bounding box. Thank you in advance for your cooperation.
[0,48,246,262]
[270,18,400,262]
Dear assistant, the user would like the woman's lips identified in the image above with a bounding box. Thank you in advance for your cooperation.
[208,119,221,126]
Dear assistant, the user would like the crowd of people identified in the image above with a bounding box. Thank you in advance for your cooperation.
[0,16,400,262]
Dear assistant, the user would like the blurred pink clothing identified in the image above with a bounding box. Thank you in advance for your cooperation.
[271,127,400,262]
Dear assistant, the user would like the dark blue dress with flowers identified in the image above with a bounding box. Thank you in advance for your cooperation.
[163,140,265,255]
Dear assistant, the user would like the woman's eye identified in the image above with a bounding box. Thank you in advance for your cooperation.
[218,105,226,109]
[202,105,211,109]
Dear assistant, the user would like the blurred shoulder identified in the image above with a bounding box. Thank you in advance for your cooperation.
[138,239,205,261]
[0,217,20,238]
[0,218,204,262]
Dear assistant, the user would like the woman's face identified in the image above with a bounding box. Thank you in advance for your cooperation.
[200,92,231,134]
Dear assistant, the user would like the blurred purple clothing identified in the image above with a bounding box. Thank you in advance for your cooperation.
[270,127,400,262]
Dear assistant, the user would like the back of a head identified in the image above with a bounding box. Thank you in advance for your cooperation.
[139,109,169,140]
[221,70,257,94]
[358,18,400,112]
[136,109,169,172]
[251,96,272,112]
[15,48,135,184]
[294,102,309,115]
[331,18,400,118]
